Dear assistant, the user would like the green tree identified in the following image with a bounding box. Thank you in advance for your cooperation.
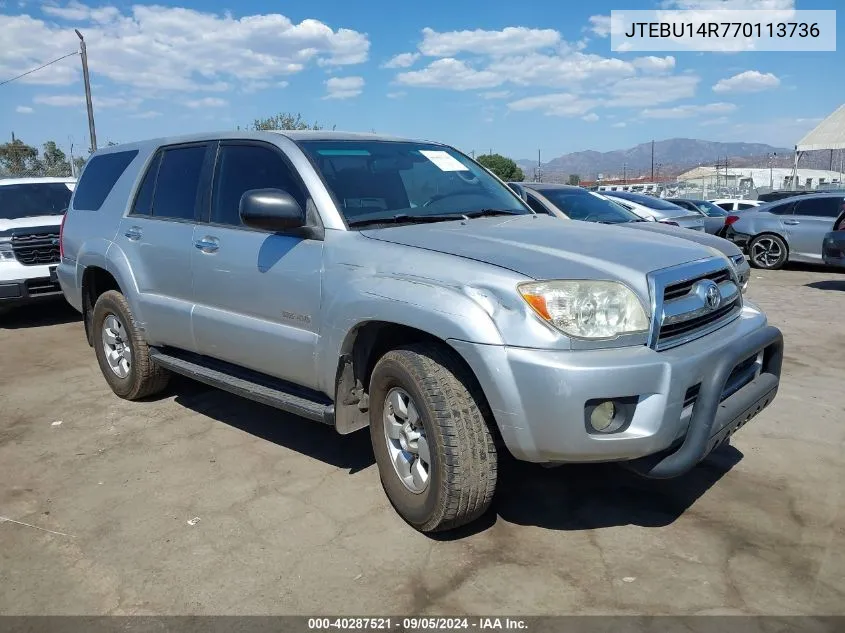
[251,112,334,131]
[476,153,525,182]
[567,174,581,186]
[42,141,71,176]
[0,138,38,175]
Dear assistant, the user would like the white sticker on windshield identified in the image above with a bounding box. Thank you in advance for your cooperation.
[419,150,469,172]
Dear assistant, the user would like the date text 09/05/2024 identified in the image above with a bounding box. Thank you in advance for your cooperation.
[307,618,528,630]
[624,22,820,38]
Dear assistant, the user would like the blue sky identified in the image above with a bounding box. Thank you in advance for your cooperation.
[0,0,842,161]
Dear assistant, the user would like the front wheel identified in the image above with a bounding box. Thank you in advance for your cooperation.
[749,234,788,270]
[368,344,497,533]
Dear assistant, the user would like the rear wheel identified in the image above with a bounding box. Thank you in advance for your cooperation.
[749,234,788,270]
[92,290,170,400]
[369,344,497,533]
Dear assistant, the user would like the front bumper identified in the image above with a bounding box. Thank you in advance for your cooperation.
[0,269,64,307]
[822,231,845,268]
[450,303,783,478]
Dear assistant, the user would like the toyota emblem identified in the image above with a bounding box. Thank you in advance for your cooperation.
[693,279,722,311]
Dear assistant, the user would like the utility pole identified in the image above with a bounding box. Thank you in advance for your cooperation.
[651,139,654,181]
[75,29,97,153]
[769,152,777,189]
[536,149,541,183]
[623,162,627,184]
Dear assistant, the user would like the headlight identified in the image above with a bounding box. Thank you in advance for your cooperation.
[0,238,14,261]
[518,280,649,339]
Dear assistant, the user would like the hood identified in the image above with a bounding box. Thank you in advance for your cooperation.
[624,221,739,257]
[0,215,63,233]
[361,215,725,288]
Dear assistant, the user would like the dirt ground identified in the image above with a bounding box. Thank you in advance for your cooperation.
[1,265,843,616]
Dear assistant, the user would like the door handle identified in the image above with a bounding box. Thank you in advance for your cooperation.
[783,219,800,225]
[194,236,220,253]
[124,226,142,240]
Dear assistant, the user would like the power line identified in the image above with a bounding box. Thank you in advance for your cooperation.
[0,51,79,88]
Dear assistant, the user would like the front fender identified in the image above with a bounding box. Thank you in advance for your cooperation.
[316,273,506,394]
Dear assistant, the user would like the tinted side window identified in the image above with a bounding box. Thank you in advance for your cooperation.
[794,197,843,218]
[768,201,795,215]
[73,150,138,211]
[737,203,755,210]
[211,144,305,226]
[131,151,162,216]
[716,202,732,211]
[152,146,206,221]
[526,194,552,215]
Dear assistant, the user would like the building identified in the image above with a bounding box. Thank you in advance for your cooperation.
[675,166,843,193]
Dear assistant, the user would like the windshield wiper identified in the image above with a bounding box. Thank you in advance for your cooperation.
[348,213,468,228]
[464,208,523,218]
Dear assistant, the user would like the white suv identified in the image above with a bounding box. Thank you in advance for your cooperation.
[0,177,75,315]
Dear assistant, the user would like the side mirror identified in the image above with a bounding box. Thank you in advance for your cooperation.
[239,188,305,232]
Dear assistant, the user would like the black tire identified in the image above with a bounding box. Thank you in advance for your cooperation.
[368,344,497,533]
[92,290,170,400]
[748,233,788,270]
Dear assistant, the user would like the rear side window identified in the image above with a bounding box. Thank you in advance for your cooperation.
[768,201,795,215]
[210,144,305,226]
[73,150,138,210]
[526,194,551,215]
[715,202,732,211]
[794,197,843,218]
[151,145,206,221]
[737,203,755,210]
[131,152,162,216]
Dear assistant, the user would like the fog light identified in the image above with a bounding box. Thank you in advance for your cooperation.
[590,401,616,432]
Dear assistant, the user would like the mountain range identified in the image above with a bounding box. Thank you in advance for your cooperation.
[515,138,807,182]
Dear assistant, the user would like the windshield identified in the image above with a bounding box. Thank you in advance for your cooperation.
[608,191,686,211]
[0,182,73,220]
[296,140,530,226]
[690,200,728,216]
[539,188,643,224]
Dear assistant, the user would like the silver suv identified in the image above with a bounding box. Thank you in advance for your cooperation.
[58,131,784,532]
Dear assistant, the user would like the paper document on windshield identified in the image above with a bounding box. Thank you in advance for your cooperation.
[420,150,469,172]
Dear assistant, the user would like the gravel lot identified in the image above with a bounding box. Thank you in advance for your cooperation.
[1,265,843,616]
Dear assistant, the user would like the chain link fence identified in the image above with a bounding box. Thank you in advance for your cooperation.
[0,138,86,181]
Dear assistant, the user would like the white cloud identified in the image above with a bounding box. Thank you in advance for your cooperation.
[699,116,730,126]
[582,113,600,122]
[641,102,736,119]
[713,70,780,93]
[606,74,700,106]
[488,52,635,88]
[588,15,611,37]
[16,105,33,113]
[611,121,627,128]
[382,52,419,68]
[632,56,676,73]
[387,91,406,99]
[34,93,137,108]
[481,90,511,99]
[0,4,369,93]
[130,110,162,119]
[324,75,364,99]
[183,97,227,108]
[397,58,502,90]
[419,26,560,57]
[507,93,598,117]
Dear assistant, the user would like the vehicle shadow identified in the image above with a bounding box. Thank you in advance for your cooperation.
[805,279,845,292]
[434,445,743,540]
[170,375,375,474]
[162,375,742,536]
[0,301,81,329]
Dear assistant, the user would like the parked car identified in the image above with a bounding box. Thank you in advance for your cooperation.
[0,177,76,315]
[822,209,845,268]
[58,131,783,533]
[708,199,763,212]
[602,191,706,231]
[756,190,811,203]
[666,198,731,235]
[510,183,750,290]
[725,193,845,269]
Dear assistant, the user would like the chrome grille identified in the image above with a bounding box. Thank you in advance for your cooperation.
[648,258,743,351]
[11,232,60,266]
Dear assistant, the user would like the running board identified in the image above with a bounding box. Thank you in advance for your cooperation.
[149,348,335,425]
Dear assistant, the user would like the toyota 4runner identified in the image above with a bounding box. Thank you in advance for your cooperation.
[58,132,784,532]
